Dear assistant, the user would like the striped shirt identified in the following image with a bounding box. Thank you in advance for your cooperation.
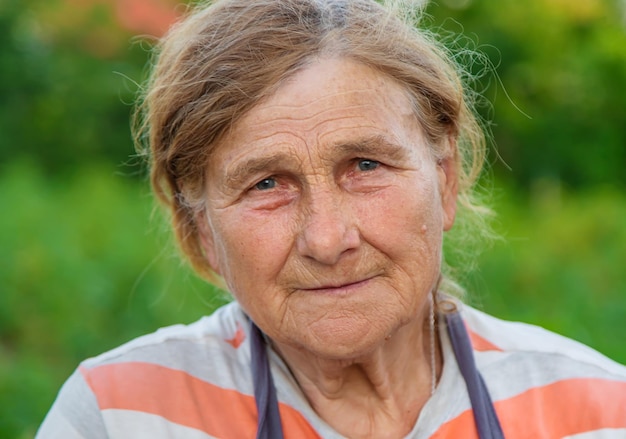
[37,302,626,438]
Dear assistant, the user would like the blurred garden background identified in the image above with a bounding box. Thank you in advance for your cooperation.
[1,0,625,437]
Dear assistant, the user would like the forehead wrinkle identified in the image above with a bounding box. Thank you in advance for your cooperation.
[246,103,370,132]
[248,88,396,126]
[266,87,387,111]
[305,105,383,133]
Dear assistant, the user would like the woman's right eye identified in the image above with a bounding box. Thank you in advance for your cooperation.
[356,158,380,172]
[254,177,277,191]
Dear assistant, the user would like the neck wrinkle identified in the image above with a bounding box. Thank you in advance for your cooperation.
[270,308,440,438]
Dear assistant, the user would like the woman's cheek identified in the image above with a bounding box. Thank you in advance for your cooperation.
[241,183,300,211]
[341,167,396,194]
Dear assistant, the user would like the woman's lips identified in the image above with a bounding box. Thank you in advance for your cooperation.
[299,277,374,294]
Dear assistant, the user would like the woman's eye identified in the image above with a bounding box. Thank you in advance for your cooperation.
[254,178,277,191]
[357,159,380,171]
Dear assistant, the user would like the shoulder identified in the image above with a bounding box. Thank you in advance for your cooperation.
[457,304,626,437]
[77,301,255,401]
[38,302,258,438]
[81,301,249,371]
[460,303,626,377]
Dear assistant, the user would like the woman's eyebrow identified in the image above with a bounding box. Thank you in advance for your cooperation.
[221,136,408,187]
[331,135,409,161]
[222,152,299,188]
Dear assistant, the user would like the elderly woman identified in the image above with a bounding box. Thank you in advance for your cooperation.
[38,0,626,438]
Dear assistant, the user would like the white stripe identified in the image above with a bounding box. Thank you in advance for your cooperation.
[102,409,219,439]
[463,306,625,376]
[80,303,255,395]
[475,349,626,401]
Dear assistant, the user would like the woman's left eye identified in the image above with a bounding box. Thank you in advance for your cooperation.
[254,178,277,191]
[357,159,380,171]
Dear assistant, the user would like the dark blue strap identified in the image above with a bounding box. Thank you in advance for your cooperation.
[250,313,504,439]
[250,322,284,439]
[446,311,505,439]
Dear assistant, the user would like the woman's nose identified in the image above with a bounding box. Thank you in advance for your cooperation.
[296,191,360,265]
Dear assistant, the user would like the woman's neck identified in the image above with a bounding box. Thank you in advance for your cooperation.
[273,312,442,439]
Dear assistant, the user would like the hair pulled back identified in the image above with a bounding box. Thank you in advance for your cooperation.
[135,0,491,294]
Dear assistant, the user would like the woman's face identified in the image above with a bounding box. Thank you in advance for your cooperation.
[199,58,457,359]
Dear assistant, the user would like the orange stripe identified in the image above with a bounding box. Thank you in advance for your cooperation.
[80,362,320,438]
[433,378,626,439]
[466,326,502,352]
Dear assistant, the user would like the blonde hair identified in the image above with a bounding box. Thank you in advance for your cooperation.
[134,0,492,295]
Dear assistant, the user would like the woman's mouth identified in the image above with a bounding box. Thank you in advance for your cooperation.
[299,277,375,294]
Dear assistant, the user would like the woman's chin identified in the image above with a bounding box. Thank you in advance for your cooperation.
[283,317,402,361]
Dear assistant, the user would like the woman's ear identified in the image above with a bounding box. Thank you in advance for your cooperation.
[195,210,222,275]
[437,135,459,231]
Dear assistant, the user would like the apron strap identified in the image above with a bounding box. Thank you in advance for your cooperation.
[250,312,505,439]
[250,321,284,439]
[445,311,505,439]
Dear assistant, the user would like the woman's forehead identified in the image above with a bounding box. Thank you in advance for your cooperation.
[215,58,419,151]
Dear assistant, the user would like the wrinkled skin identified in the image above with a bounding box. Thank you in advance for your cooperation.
[198,57,457,437]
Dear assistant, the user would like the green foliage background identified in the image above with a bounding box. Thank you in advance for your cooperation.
[1,0,625,437]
